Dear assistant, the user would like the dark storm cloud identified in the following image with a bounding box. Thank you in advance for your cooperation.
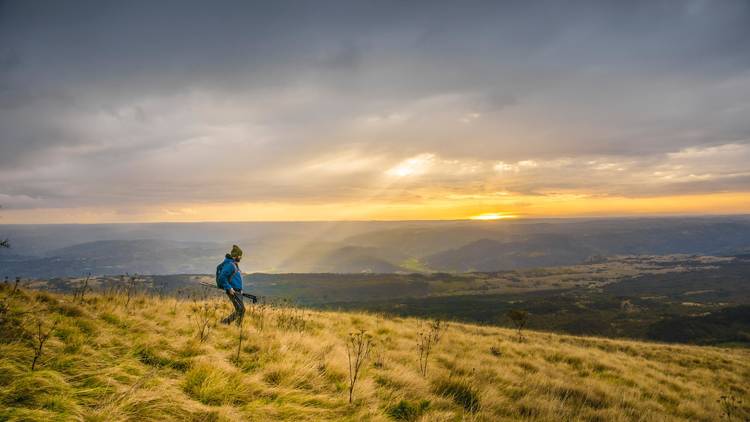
[1,0,749,210]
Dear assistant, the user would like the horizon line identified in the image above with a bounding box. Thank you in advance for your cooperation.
[2,212,749,226]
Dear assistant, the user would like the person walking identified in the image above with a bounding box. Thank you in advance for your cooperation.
[217,245,245,325]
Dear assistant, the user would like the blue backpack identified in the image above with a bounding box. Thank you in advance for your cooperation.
[215,260,238,288]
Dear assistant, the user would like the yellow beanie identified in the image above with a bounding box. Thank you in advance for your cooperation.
[230,244,243,259]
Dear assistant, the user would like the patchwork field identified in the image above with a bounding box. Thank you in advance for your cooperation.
[30,254,731,304]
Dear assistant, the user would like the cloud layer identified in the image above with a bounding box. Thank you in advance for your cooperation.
[1,0,749,221]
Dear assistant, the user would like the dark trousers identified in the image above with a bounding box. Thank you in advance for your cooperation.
[222,290,245,325]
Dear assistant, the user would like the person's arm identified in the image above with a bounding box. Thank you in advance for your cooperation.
[218,263,234,292]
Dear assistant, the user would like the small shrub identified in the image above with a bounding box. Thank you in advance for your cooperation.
[432,378,480,412]
[73,273,90,304]
[417,319,447,377]
[506,309,528,341]
[233,315,246,364]
[346,330,373,403]
[31,318,59,370]
[188,300,219,343]
[386,399,430,421]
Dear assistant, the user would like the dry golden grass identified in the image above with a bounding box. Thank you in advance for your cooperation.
[1,285,748,421]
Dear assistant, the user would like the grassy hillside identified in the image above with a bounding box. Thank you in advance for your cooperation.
[1,285,749,421]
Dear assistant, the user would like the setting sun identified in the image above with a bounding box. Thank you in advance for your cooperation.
[469,212,518,221]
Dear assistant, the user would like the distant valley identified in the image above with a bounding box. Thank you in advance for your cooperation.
[3,216,750,277]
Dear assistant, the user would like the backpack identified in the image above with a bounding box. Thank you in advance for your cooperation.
[215,260,238,288]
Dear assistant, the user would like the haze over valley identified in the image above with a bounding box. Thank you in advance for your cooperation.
[3,216,750,277]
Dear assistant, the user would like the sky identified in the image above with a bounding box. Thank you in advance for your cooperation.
[1,0,750,223]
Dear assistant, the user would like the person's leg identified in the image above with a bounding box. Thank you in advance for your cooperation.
[233,290,245,324]
[222,290,240,324]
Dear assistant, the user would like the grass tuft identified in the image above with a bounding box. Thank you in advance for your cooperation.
[183,362,250,406]
[1,370,77,415]
[432,377,481,412]
[133,344,191,371]
[386,399,430,421]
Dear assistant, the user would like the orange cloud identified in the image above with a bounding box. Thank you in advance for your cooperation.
[3,191,749,224]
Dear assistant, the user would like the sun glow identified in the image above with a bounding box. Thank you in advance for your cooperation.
[469,212,518,221]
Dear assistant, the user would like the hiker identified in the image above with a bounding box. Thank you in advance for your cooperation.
[218,245,245,325]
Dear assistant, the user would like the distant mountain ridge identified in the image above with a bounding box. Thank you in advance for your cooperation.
[2,216,750,277]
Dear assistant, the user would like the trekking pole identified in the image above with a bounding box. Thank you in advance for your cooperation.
[198,281,258,303]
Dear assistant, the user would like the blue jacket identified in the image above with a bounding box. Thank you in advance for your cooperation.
[218,256,243,291]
